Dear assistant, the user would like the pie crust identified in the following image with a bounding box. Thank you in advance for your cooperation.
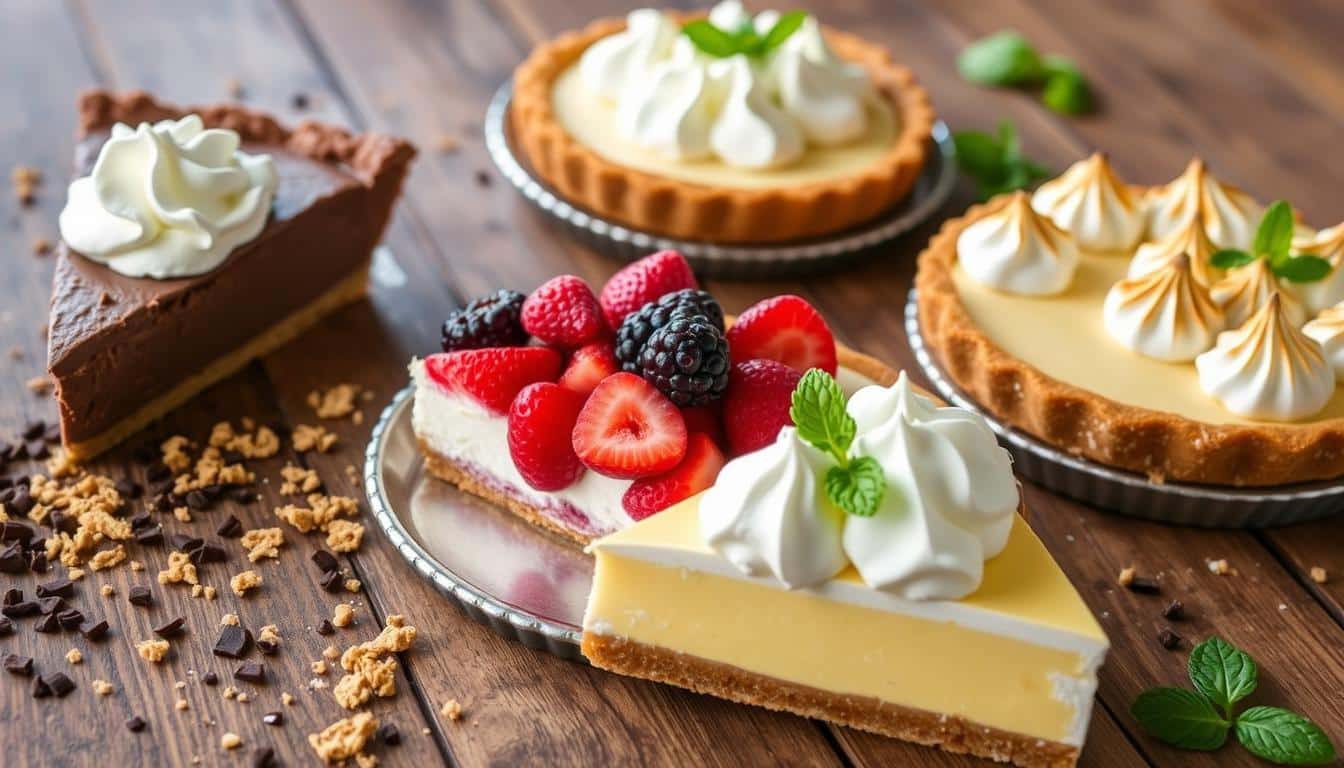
[916,197,1344,487]
[510,15,935,244]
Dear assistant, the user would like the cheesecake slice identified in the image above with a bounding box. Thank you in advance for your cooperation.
[48,90,416,460]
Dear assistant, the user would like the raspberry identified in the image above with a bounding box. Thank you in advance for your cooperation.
[440,290,527,352]
[521,275,608,349]
[599,250,698,329]
[637,315,730,407]
[614,289,724,373]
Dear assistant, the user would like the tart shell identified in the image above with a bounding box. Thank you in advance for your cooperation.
[510,16,935,244]
[916,197,1344,487]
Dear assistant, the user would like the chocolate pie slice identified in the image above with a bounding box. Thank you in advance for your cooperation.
[47,91,416,460]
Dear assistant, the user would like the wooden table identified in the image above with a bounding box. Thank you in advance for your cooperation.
[3,1,1343,765]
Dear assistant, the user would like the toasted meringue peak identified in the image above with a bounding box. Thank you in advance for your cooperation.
[1303,303,1344,379]
[1288,223,1344,315]
[1145,158,1264,251]
[1128,217,1221,286]
[1103,253,1225,361]
[1195,294,1335,421]
[1209,259,1307,329]
[1031,153,1143,251]
[956,192,1080,295]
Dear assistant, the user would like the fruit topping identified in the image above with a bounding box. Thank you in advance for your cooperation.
[622,433,726,521]
[723,359,802,456]
[726,295,837,375]
[599,250,698,329]
[507,383,587,491]
[679,404,725,450]
[637,314,730,407]
[614,289,724,373]
[521,275,609,349]
[423,347,563,416]
[440,289,528,352]
[572,373,687,479]
[558,343,620,397]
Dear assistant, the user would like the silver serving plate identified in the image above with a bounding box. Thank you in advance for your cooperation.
[904,288,1344,528]
[364,387,587,660]
[484,80,958,278]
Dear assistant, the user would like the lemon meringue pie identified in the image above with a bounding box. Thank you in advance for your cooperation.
[917,155,1344,487]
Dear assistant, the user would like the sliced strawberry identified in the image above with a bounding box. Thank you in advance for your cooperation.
[679,404,725,451]
[598,250,698,329]
[622,433,725,520]
[423,347,562,416]
[723,358,801,456]
[558,343,620,397]
[727,295,837,375]
[521,275,609,349]
[572,373,687,479]
[508,382,587,491]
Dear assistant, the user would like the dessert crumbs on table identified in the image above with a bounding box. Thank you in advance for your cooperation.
[308,384,361,420]
[100,584,114,597]
[231,569,262,597]
[308,711,377,763]
[1207,558,1231,575]
[323,644,341,660]
[440,698,463,722]
[159,551,199,586]
[175,697,190,711]
[333,603,354,628]
[25,375,52,395]
[1311,566,1328,583]
[31,237,53,256]
[129,559,143,571]
[312,660,328,675]
[221,613,240,626]
[240,527,285,562]
[293,424,338,454]
[137,639,170,663]
[344,578,362,593]
[326,520,365,553]
[65,648,82,664]
[280,464,322,495]
[221,732,242,750]
[1116,565,1135,587]
[92,679,114,696]
[282,692,296,706]
[223,686,238,700]
[258,624,281,645]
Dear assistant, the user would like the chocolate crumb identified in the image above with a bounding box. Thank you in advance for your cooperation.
[154,616,187,638]
[1,600,38,618]
[214,625,253,659]
[134,526,164,546]
[320,569,342,593]
[45,672,75,697]
[80,619,109,641]
[22,421,45,441]
[34,613,61,633]
[316,619,335,636]
[37,596,65,614]
[378,722,401,746]
[126,715,147,733]
[311,550,339,573]
[1161,599,1185,621]
[130,513,154,531]
[4,653,34,676]
[36,577,74,598]
[56,608,84,630]
[31,676,51,698]
[474,169,492,187]
[1126,576,1161,595]
[203,671,220,686]
[253,746,276,768]
[257,639,279,656]
[128,586,154,607]
[262,711,284,726]
[2,588,21,606]
[0,617,13,636]
[217,515,243,538]
[291,92,310,110]
[1158,627,1183,650]
[234,662,266,684]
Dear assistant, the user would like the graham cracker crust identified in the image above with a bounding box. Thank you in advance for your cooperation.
[583,632,1080,768]
[63,268,369,462]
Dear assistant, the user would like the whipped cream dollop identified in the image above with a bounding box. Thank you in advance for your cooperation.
[1127,217,1221,287]
[957,192,1080,295]
[1304,303,1344,379]
[1288,223,1344,315]
[1145,158,1263,251]
[700,374,1018,601]
[59,115,277,279]
[1103,254,1225,362]
[1032,153,1143,252]
[1195,295,1335,421]
[1209,260,1306,329]
[578,2,875,169]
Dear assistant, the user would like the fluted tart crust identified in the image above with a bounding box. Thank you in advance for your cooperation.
[916,196,1344,487]
[510,15,935,244]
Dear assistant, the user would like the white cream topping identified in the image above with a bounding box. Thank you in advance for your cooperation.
[1288,223,1344,315]
[577,1,874,169]
[1127,217,1222,287]
[59,115,277,279]
[1209,259,1306,329]
[1103,254,1225,362]
[1195,295,1335,421]
[699,427,847,589]
[1031,153,1143,252]
[1303,303,1344,379]
[1144,158,1263,251]
[957,192,1080,295]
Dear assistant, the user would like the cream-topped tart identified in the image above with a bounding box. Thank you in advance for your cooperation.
[582,370,1109,768]
[510,2,934,243]
[917,154,1344,486]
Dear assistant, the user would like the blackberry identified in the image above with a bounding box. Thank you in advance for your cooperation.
[441,289,528,352]
[614,289,724,372]
[637,314,730,407]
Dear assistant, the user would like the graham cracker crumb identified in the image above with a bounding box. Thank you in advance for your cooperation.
[356,753,379,768]
[92,679,114,696]
[333,603,355,628]
[176,697,190,711]
[221,613,240,627]
[162,436,193,473]
[293,424,338,454]
[31,237,53,256]
[223,686,238,700]
[100,584,115,598]
[66,648,83,665]
[230,569,263,597]
[258,624,281,646]
[312,659,328,675]
[1311,566,1328,584]
[308,712,377,763]
[89,544,126,571]
[26,375,52,395]
[240,527,285,562]
[173,445,254,495]
[323,644,341,661]
[333,615,417,710]
[173,506,193,523]
[440,699,462,722]
[344,579,362,594]
[282,692,296,706]
[68,567,85,581]
[208,421,280,459]
[1207,558,1231,576]
[352,411,364,426]
[137,639,170,663]
[174,681,186,690]
[203,585,217,601]
[221,732,242,751]
[237,692,251,703]
[1117,566,1135,587]
[326,520,365,553]
[308,384,361,420]
[31,472,132,567]
[158,551,200,586]
[130,559,144,572]
[275,493,359,534]
[280,464,322,495]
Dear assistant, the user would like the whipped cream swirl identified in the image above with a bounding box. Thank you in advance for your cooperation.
[1032,153,1143,251]
[1103,254,1225,362]
[59,115,277,279]
[1304,303,1344,380]
[1288,223,1344,315]
[957,192,1080,295]
[1145,158,1263,251]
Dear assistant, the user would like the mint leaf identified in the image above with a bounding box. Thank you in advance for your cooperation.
[758,10,807,54]
[1273,255,1333,283]
[958,30,1044,86]
[682,20,740,57]
[790,369,855,464]
[825,456,885,517]
[1042,68,1092,115]
[952,131,1005,179]
[1255,201,1295,263]
[953,121,1050,201]
[1131,688,1230,750]
[1211,249,1256,270]
[1189,637,1258,716]
[1235,707,1336,765]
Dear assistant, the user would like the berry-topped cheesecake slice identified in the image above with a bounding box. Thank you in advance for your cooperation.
[409,250,887,544]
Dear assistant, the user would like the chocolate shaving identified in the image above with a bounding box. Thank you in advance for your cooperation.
[213,625,253,658]
[127,586,153,607]
[153,616,186,638]
[233,662,266,684]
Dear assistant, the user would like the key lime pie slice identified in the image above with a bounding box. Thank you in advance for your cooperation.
[583,370,1109,768]
[510,1,934,243]
[917,154,1344,486]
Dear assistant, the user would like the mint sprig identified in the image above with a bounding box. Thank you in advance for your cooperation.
[1131,637,1336,765]
[958,30,1094,116]
[682,10,807,59]
[952,121,1051,201]
[1210,200,1332,283]
[789,369,885,517]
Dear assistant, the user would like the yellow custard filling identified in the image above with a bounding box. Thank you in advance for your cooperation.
[550,64,899,190]
[953,252,1344,425]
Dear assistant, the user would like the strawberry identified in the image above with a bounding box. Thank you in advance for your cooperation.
[727,295,837,375]
[572,373,687,479]
[423,347,563,415]
[507,383,587,491]
[521,275,609,349]
[598,250,698,329]
[679,404,725,450]
[723,358,801,456]
[622,433,725,520]
[558,343,620,397]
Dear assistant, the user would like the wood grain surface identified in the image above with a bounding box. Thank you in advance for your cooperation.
[2,1,1342,766]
